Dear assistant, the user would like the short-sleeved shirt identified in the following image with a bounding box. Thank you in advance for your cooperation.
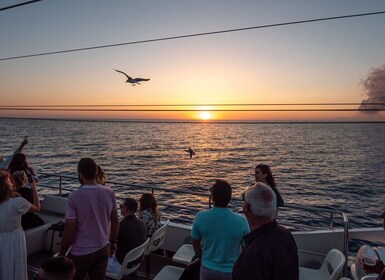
[0,197,30,233]
[191,207,250,272]
[66,184,117,256]
[232,220,299,280]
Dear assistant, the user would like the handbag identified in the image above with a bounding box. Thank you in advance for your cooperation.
[179,257,201,280]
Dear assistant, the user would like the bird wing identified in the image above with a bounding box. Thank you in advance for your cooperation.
[134,78,150,82]
[113,69,131,79]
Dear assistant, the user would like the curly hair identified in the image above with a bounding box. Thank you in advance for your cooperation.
[139,193,160,222]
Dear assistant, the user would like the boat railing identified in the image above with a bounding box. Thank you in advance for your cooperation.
[38,171,349,267]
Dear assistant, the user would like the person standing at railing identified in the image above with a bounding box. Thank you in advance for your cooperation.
[0,169,41,280]
[59,158,119,280]
[0,136,28,169]
[253,163,284,208]
[192,180,250,280]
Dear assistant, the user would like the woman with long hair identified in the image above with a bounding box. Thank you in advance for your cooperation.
[254,163,284,207]
[138,193,161,236]
[0,169,41,280]
[8,152,38,184]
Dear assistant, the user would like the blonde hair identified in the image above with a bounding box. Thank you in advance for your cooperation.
[13,170,27,189]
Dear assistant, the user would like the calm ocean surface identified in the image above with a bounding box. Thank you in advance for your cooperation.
[1,118,384,229]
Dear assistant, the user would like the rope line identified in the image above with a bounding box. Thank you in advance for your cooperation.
[0,0,41,11]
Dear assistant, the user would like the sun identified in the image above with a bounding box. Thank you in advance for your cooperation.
[199,111,212,120]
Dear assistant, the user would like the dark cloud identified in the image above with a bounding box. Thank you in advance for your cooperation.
[359,64,385,113]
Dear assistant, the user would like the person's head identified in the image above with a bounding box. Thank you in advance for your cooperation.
[139,193,158,212]
[8,152,28,173]
[13,170,28,189]
[35,256,75,280]
[96,165,108,185]
[77,158,97,183]
[210,179,232,208]
[120,197,138,216]
[255,163,276,187]
[0,169,18,203]
[243,182,276,221]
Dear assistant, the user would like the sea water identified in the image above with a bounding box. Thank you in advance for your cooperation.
[1,118,384,228]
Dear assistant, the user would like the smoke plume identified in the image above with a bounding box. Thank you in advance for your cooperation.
[359,64,385,113]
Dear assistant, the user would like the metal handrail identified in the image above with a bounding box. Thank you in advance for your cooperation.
[38,171,350,274]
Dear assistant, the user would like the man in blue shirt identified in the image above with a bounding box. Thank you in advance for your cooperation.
[192,180,250,280]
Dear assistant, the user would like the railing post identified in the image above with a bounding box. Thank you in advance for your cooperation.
[209,194,212,209]
[59,176,62,197]
[330,213,334,229]
[342,216,349,277]
[151,188,154,195]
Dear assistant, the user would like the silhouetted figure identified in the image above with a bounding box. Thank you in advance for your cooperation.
[187,148,195,158]
[113,69,150,86]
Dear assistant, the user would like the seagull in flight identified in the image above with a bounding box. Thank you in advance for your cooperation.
[114,69,150,86]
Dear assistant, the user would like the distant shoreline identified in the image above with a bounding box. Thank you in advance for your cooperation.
[1,116,385,125]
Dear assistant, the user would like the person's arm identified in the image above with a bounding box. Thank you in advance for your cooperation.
[28,180,41,213]
[109,208,119,256]
[59,219,77,256]
[18,136,28,152]
[192,238,202,259]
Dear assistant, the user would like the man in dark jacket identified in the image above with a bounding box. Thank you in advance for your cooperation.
[233,182,299,280]
[107,197,147,274]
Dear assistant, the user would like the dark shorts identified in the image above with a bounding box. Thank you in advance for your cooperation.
[68,245,109,280]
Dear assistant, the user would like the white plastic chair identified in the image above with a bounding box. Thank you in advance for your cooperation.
[172,244,195,265]
[106,238,150,280]
[153,265,184,280]
[299,249,346,280]
[145,220,170,277]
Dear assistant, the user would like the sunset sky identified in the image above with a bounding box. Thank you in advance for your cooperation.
[1,0,385,121]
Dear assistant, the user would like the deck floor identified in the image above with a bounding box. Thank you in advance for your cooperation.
[27,250,185,279]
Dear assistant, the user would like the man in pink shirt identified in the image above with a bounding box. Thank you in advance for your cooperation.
[59,158,119,280]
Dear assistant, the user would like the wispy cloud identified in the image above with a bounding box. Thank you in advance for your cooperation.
[360,64,385,113]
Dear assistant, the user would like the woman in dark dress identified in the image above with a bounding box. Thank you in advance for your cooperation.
[254,163,284,208]
[13,171,44,230]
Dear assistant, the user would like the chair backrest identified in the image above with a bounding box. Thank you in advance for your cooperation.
[320,249,346,280]
[120,238,150,276]
[145,219,170,255]
[374,247,385,262]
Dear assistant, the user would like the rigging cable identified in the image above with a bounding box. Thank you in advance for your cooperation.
[0,103,384,108]
[0,0,41,11]
[1,10,385,61]
[0,108,383,112]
